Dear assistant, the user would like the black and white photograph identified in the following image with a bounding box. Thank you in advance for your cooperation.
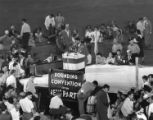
[0,0,153,120]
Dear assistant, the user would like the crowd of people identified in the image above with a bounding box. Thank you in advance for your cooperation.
[77,74,153,120]
[0,11,152,120]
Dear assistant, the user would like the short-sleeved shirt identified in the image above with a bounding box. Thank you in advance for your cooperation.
[19,97,34,113]
[49,96,63,109]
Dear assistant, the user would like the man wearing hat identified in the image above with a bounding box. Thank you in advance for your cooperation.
[127,37,140,64]
[96,84,110,120]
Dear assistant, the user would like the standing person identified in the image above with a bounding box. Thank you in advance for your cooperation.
[136,18,145,36]
[77,81,96,115]
[143,17,152,49]
[19,92,35,120]
[127,38,140,64]
[55,12,65,29]
[20,18,31,50]
[136,30,144,64]
[121,91,134,119]
[0,30,12,51]
[44,14,55,30]
[60,24,73,52]
[6,70,17,89]
[92,27,101,55]
[96,84,110,120]
[49,91,70,119]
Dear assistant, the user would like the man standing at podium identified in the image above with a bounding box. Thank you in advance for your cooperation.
[60,24,73,52]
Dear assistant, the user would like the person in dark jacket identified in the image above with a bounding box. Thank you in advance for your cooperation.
[0,103,12,120]
[96,84,110,120]
[136,30,144,64]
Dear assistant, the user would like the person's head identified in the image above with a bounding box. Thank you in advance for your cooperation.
[127,91,134,100]
[7,97,14,104]
[50,14,54,18]
[108,52,113,58]
[142,75,148,82]
[22,18,27,24]
[57,12,62,16]
[56,91,62,98]
[148,74,153,81]
[138,17,143,22]
[103,84,110,93]
[129,38,134,45]
[92,80,98,87]
[33,116,40,120]
[113,38,118,44]
[1,64,8,73]
[10,69,16,75]
[143,16,148,21]
[0,103,7,113]
[29,76,35,83]
[4,30,9,36]
[19,53,24,58]
[65,24,70,30]
[27,54,32,58]
[127,50,132,56]
[116,49,121,55]
[26,92,33,100]
[117,91,123,98]
[10,25,15,30]
[94,26,98,31]
[19,92,26,99]
[136,30,141,35]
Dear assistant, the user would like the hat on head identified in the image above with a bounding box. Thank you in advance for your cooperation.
[4,30,9,35]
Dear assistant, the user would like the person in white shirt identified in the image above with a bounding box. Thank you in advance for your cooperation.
[20,18,31,49]
[55,12,64,29]
[93,27,101,55]
[85,26,94,43]
[136,18,145,36]
[6,70,16,88]
[142,75,150,87]
[143,17,152,48]
[49,92,64,109]
[49,91,70,116]
[44,14,55,30]
[19,92,34,120]
[121,91,134,118]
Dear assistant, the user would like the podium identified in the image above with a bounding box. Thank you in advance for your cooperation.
[62,52,85,70]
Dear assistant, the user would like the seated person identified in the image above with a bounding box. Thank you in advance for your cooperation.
[112,38,123,56]
[127,38,140,62]
[114,49,123,65]
[106,52,115,64]
[95,53,106,64]
[49,91,70,118]
[87,51,92,65]
[123,50,135,65]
